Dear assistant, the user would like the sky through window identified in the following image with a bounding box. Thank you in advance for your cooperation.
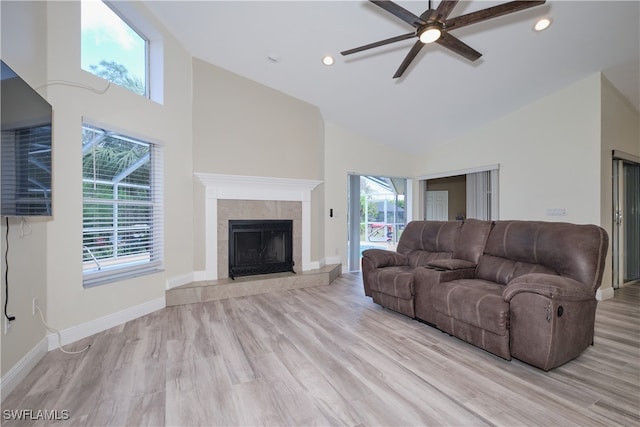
[81,0,147,96]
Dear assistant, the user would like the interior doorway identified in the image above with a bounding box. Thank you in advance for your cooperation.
[613,152,640,288]
[420,166,499,222]
[347,174,409,272]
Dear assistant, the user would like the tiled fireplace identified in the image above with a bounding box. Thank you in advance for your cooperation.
[195,173,322,281]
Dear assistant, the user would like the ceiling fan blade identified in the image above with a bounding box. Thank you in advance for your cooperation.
[341,32,416,56]
[370,0,426,27]
[435,0,460,21]
[445,0,546,31]
[436,32,482,62]
[393,40,425,79]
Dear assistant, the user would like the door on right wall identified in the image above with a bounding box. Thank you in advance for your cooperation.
[613,155,640,288]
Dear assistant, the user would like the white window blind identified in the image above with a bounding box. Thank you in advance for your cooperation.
[82,123,163,287]
[1,126,53,216]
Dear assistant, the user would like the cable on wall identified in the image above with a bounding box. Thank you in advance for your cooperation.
[35,304,90,355]
[4,217,16,322]
[34,80,111,95]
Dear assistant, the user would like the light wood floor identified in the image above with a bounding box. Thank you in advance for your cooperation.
[2,274,639,426]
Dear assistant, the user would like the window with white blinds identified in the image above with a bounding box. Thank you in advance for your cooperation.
[1,125,53,216]
[82,123,163,287]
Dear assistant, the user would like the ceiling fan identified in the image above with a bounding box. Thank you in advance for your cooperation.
[341,0,546,78]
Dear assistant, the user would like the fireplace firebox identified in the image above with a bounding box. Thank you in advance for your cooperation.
[228,219,294,279]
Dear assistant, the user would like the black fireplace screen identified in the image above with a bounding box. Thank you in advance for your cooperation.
[228,219,294,279]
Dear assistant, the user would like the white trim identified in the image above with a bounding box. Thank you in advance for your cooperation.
[46,297,165,350]
[1,338,48,402]
[324,256,341,265]
[195,173,322,280]
[416,164,500,181]
[193,270,214,282]
[596,286,615,301]
[612,150,640,164]
[166,272,194,290]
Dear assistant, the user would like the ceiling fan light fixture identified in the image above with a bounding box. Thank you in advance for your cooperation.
[419,26,442,44]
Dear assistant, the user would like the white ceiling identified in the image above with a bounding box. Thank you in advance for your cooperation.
[143,0,640,154]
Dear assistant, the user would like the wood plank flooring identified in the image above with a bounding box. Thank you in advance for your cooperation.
[2,273,639,426]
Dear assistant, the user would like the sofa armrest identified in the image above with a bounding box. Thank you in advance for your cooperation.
[503,273,593,302]
[426,258,476,271]
[505,273,598,370]
[361,249,408,269]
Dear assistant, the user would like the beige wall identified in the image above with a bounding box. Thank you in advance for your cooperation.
[0,0,49,378]
[600,75,640,290]
[413,73,640,292]
[0,0,194,381]
[42,1,193,331]
[324,123,414,271]
[191,60,325,269]
[413,74,603,224]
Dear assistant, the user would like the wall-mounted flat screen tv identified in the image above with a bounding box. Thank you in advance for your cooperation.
[1,60,53,217]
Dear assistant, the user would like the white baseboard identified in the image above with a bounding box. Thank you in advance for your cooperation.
[1,337,48,402]
[596,286,615,301]
[324,256,341,265]
[47,297,165,350]
[166,272,194,290]
[192,270,215,282]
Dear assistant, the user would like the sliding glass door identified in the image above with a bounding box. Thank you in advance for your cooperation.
[347,174,408,272]
[613,155,640,287]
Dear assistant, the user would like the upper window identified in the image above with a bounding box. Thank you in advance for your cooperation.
[82,123,163,287]
[81,0,148,97]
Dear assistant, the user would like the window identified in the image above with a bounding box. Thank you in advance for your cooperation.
[82,123,163,287]
[81,0,148,97]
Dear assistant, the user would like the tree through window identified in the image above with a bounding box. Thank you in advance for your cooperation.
[81,0,148,96]
[82,123,163,286]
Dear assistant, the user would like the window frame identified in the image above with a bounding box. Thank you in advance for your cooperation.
[81,120,164,287]
[81,0,151,98]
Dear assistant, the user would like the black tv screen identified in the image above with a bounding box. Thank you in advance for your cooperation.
[1,60,53,217]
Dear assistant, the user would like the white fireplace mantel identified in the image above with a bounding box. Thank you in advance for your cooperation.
[195,173,322,280]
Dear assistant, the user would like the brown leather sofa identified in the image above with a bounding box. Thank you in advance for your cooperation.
[361,219,609,371]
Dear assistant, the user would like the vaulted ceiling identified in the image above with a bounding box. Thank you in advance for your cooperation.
[144,1,640,153]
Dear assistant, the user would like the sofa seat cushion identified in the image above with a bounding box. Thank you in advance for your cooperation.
[368,266,414,299]
[432,279,509,336]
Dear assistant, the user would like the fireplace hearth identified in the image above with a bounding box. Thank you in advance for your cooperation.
[228,219,294,279]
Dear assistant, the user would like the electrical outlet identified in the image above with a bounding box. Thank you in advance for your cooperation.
[4,314,13,334]
[32,298,38,316]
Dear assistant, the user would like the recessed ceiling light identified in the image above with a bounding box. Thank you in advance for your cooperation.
[322,55,335,66]
[534,17,552,32]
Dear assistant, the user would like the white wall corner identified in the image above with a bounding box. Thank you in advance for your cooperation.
[47,297,165,350]
[166,272,194,290]
[324,256,342,265]
[193,270,215,282]
[1,337,48,402]
[596,286,615,301]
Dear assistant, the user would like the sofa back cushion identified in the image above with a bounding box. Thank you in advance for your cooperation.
[476,220,608,290]
[397,221,462,267]
[452,218,493,263]
[397,221,461,254]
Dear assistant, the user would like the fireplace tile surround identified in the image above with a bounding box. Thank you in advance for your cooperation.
[219,200,301,279]
[194,173,322,281]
